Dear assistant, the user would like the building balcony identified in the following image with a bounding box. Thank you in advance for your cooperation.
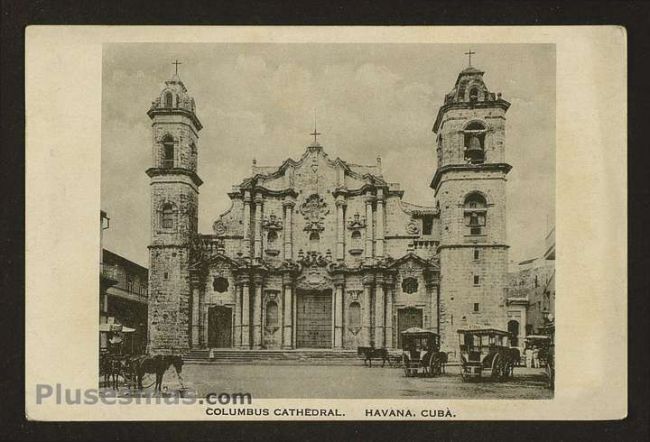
[106,285,149,305]
[100,263,119,289]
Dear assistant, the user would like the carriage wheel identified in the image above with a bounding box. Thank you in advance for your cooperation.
[491,354,504,381]
[460,365,468,382]
[429,357,441,378]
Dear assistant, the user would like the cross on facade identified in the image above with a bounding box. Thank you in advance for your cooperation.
[172,59,182,75]
[465,49,476,67]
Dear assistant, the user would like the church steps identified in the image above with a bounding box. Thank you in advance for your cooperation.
[183,349,366,365]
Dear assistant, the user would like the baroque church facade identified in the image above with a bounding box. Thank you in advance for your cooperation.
[146,63,512,355]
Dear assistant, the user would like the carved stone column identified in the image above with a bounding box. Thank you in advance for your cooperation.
[364,191,374,262]
[254,195,263,260]
[282,273,294,349]
[335,196,346,261]
[374,274,385,347]
[362,274,373,346]
[190,275,201,349]
[376,188,385,258]
[385,276,394,349]
[243,191,251,258]
[233,279,242,347]
[240,275,251,348]
[334,274,344,348]
[425,270,439,333]
[252,273,264,348]
[283,198,295,260]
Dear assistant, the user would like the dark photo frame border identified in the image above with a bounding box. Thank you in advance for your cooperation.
[2,0,647,440]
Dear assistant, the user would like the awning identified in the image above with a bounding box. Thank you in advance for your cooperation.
[525,335,550,340]
[99,323,136,333]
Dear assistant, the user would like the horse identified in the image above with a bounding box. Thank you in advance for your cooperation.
[131,355,184,392]
[357,346,389,368]
[438,351,449,374]
[100,353,128,390]
[503,348,521,378]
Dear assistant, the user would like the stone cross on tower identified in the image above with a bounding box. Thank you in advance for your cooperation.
[172,59,182,75]
[464,49,476,67]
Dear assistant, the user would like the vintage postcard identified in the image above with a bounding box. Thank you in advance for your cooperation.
[25,26,626,421]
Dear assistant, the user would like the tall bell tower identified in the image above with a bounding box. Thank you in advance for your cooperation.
[431,55,512,353]
[146,64,203,354]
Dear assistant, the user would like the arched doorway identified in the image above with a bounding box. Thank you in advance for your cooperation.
[508,319,520,347]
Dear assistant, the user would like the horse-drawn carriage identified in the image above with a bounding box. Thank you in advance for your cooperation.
[401,328,447,377]
[457,328,519,381]
[99,323,184,392]
[538,322,555,389]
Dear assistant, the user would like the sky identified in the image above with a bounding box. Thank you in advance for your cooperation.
[101,43,555,268]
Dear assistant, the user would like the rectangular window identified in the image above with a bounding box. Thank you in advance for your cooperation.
[474,275,480,285]
[474,249,480,260]
[422,215,434,235]
[473,303,480,312]
[470,227,482,235]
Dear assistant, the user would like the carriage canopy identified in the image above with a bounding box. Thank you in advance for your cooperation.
[457,328,512,349]
[400,328,440,351]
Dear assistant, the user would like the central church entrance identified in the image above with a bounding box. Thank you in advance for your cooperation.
[397,307,423,348]
[296,289,332,348]
[208,306,232,348]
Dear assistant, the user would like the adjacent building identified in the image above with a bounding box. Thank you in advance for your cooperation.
[506,226,556,350]
[99,211,149,354]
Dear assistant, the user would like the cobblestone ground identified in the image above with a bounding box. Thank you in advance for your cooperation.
[172,364,553,400]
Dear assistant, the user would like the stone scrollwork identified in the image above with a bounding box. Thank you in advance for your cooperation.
[296,249,331,268]
[300,194,328,232]
[347,212,366,230]
[261,212,283,231]
[406,220,420,235]
[213,220,227,236]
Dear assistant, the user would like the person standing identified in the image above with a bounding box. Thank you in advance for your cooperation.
[532,345,540,368]
[525,346,533,368]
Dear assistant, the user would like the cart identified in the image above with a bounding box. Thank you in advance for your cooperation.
[538,323,555,389]
[457,328,518,381]
[401,328,446,377]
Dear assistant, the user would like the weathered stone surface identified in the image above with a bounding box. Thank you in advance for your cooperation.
[147,65,513,354]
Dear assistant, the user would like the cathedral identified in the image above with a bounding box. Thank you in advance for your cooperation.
[146,62,512,355]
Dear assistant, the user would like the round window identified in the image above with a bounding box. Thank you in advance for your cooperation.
[402,277,419,294]
[213,277,229,293]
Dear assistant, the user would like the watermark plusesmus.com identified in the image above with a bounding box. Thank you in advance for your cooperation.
[36,384,251,406]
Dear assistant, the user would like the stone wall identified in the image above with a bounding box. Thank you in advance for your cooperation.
[147,246,192,354]
[438,246,508,354]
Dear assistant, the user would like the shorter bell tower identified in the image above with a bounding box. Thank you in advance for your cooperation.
[146,64,203,355]
[431,55,512,352]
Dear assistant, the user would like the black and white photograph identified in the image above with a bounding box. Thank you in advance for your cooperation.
[23,25,628,422]
[99,42,556,400]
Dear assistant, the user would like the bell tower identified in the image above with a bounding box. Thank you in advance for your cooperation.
[431,55,512,352]
[146,64,203,354]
